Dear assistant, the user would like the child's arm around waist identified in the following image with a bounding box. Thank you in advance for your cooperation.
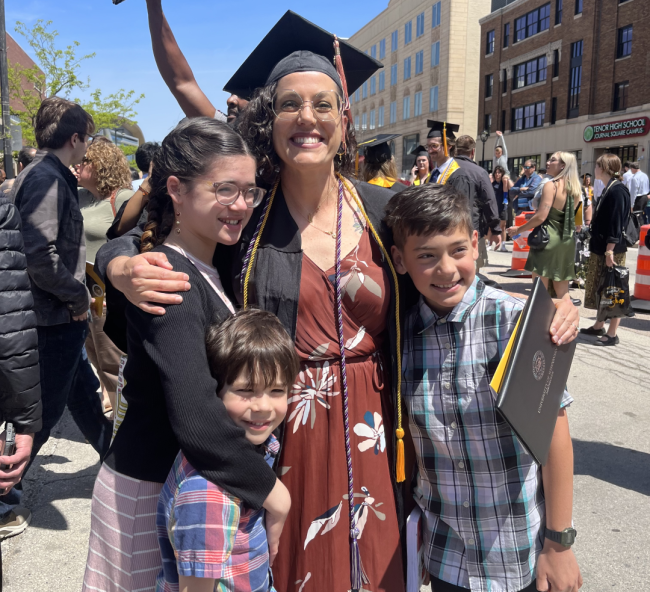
[537,410,583,591]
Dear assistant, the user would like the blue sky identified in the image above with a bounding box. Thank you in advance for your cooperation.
[6,0,387,142]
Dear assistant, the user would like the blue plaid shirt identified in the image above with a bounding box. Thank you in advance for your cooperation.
[403,278,572,592]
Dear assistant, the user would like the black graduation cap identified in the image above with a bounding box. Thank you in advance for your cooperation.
[409,145,429,158]
[426,120,460,140]
[358,134,400,164]
[223,11,384,101]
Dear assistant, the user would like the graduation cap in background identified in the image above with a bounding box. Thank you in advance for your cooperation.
[223,11,384,101]
[409,145,429,159]
[427,119,460,158]
[358,134,401,165]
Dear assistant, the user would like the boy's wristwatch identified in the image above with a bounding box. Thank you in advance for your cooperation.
[545,527,577,548]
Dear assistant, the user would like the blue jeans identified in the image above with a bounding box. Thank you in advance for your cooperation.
[0,321,112,517]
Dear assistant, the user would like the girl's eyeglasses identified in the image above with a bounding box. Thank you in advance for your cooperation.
[210,182,266,208]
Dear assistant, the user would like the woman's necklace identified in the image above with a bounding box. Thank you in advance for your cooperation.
[293,178,339,239]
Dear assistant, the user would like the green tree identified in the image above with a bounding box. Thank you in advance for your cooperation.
[8,20,144,145]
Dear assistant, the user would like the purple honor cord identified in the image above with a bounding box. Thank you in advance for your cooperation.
[335,179,367,590]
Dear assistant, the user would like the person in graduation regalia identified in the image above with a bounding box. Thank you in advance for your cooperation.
[408,145,431,185]
[358,133,403,191]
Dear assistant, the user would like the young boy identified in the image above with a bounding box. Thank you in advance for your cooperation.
[156,309,299,592]
[386,184,583,592]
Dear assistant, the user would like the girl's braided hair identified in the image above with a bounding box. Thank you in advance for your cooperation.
[140,117,254,253]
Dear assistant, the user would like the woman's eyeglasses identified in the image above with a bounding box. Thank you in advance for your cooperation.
[210,182,266,208]
[272,90,343,121]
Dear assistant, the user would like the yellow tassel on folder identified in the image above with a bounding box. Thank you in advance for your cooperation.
[396,428,405,483]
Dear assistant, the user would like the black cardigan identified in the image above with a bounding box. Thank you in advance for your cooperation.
[103,246,277,510]
[590,180,629,256]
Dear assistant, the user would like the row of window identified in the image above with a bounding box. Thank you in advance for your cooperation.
[353,86,440,130]
[352,41,441,104]
[368,2,442,59]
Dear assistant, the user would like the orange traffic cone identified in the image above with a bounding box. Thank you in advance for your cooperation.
[501,212,533,278]
[632,224,650,312]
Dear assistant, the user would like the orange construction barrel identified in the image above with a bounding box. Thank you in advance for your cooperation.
[632,224,650,312]
[501,212,533,278]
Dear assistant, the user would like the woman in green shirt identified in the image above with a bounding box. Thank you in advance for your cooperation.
[79,137,134,416]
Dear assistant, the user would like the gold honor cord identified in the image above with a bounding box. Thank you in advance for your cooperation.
[242,176,405,482]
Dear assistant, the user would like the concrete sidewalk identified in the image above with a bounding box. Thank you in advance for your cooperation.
[2,244,648,591]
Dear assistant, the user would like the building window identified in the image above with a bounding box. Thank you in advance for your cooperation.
[404,57,412,80]
[617,25,632,58]
[432,2,441,28]
[486,30,495,54]
[614,81,629,111]
[370,77,376,95]
[378,105,385,127]
[501,109,506,130]
[515,3,551,42]
[575,0,582,14]
[514,55,547,89]
[371,45,377,59]
[504,23,510,48]
[555,0,563,24]
[354,115,360,130]
[551,97,557,124]
[431,41,440,67]
[379,71,385,91]
[390,101,397,124]
[415,51,424,74]
[513,107,524,131]
[362,112,367,130]
[502,69,508,93]
[405,21,412,45]
[414,91,423,116]
[484,113,492,132]
[430,86,439,112]
[402,134,420,174]
[391,64,398,86]
[370,109,376,130]
[568,40,583,118]
[553,49,560,77]
[512,101,545,131]
[403,96,411,120]
[485,74,494,98]
[354,88,360,102]
[416,12,425,38]
[391,30,399,52]
[510,155,541,173]
[379,39,386,59]
[362,81,368,99]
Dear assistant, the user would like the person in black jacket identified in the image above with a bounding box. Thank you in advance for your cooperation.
[580,154,629,346]
[0,197,42,539]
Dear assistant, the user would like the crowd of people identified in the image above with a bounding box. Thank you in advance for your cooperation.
[0,3,640,592]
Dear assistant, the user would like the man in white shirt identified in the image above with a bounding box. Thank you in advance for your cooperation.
[630,162,649,222]
[622,161,634,191]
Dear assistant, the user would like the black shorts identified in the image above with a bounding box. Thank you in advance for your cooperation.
[499,208,508,221]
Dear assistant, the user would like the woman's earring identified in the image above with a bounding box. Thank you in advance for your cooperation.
[175,211,181,234]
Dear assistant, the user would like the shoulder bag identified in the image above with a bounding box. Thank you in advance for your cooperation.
[624,211,640,247]
[527,182,557,250]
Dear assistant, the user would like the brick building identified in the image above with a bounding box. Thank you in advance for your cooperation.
[349,0,491,178]
[478,0,649,176]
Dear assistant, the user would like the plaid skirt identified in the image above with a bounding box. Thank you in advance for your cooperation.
[584,252,626,310]
[82,463,163,592]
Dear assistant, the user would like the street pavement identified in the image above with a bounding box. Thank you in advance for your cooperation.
[2,243,648,591]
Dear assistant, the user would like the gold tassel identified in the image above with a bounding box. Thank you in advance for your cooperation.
[355,152,359,178]
[396,428,405,483]
[443,121,448,158]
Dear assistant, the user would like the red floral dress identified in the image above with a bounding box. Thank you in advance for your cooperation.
[273,229,405,592]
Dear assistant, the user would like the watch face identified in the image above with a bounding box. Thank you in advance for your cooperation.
[561,528,577,546]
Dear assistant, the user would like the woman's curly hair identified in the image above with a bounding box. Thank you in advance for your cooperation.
[234,82,358,187]
[140,117,254,254]
[84,137,132,197]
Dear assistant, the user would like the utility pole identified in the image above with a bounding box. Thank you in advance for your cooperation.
[0,0,14,178]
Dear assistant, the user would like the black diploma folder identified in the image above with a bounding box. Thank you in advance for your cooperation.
[490,278,576,465]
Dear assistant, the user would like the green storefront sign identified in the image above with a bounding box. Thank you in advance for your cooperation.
[584,117,650,142]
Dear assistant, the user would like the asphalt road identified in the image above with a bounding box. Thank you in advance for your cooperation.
[2,243,648,591]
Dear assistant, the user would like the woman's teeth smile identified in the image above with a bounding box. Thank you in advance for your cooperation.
[292,136,323,146]
[220,218,241,227]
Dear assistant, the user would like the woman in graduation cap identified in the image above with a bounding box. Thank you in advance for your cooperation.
[408,145,431,186]
[231,13,407,591]
[359,134,402,190]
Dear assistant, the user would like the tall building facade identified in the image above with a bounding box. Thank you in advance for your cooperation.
[349,0,491,178]
[478,0,649,175]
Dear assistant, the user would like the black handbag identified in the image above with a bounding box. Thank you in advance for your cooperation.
[624,211,640,247]
[527,181,556,250]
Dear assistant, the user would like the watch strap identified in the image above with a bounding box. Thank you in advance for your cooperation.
[544,527,576,547]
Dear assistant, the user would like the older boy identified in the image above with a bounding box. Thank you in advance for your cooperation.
[386,184,582,592]
[156,309,299,592]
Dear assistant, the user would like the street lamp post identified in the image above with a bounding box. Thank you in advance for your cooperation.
[0,0,14,178]
[480,130,490,171]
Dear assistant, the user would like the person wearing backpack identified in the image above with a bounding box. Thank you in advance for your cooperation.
[79,137,135,415]
[580,154,630,346]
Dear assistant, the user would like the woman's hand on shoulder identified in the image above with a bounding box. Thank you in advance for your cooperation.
[107,252,191,315]
[550,293,580,345]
